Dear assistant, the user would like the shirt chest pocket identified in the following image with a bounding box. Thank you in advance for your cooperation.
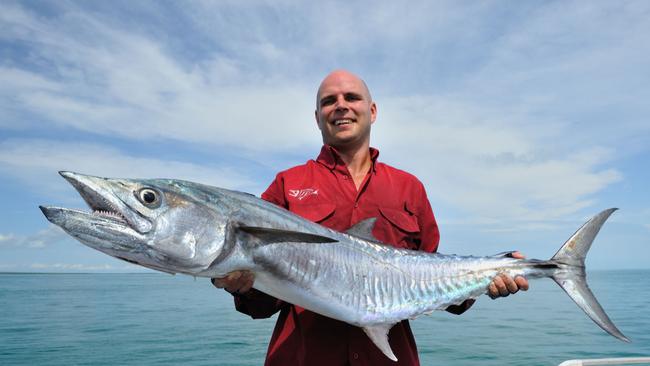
[289,202,336,224]
[375,207,421,250]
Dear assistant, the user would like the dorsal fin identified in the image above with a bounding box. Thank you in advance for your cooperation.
[238,226,337,244]
[346,218,378,242]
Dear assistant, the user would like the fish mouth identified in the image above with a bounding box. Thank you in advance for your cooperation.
[41,171,152,234]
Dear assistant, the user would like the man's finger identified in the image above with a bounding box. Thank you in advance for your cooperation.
[514,276,529,291]
[239,272,255,293]
[211,277,225,288]
[488,282,499,299]
[211,271,244,290]
[240,282,253,294]
[228,271,242,281]
[225,285,239,294]
[492,276,509,297]
[503,275,519,294]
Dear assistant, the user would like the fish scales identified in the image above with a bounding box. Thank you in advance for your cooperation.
[40,172,630,362]
[259,239,541,325]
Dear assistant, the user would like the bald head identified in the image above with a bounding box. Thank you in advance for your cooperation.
[316,70,372,109]
[314,69,377,150]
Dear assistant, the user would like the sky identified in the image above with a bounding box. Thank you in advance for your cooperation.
[0,0,648,272]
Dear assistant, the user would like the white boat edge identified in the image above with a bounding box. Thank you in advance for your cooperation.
[559,357,650,366]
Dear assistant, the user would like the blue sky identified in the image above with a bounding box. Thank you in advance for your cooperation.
[1,0,648,271]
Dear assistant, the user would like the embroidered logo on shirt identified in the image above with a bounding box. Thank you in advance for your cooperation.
[288,188,319,201]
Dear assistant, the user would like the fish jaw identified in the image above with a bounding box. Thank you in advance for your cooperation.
[39,171,154,263]
[59,171,152,233]
[40,205,179,275]
[39,205,147,261]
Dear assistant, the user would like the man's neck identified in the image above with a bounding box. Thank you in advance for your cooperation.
[332,143,372,188]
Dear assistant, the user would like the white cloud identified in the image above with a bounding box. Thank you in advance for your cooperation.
[0,234,14,242]
[0,139,256,192]
[0,225,67,248]
[0,67,61,92]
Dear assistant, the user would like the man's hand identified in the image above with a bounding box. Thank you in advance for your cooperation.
[487,251,529,299]
[211,270,255,295]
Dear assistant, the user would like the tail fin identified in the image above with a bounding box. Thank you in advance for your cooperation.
[550,208,629,342]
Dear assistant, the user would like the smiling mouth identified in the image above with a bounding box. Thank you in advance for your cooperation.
[333,118,353,126]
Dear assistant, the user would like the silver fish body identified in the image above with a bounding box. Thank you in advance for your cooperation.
[40,172,629,361]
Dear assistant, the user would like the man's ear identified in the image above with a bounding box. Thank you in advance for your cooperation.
[370,102,377,124]
[315,109,322,130]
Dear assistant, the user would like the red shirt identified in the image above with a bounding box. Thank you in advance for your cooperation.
[233,145,440,366]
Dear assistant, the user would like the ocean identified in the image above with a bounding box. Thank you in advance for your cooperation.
[1,271,649,365]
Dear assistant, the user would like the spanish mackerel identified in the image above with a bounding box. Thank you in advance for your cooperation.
[40,171,629,361]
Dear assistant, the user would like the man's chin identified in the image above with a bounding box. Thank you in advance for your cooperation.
[322,127,371,147]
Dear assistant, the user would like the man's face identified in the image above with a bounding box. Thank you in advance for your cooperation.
[315,72,377,149]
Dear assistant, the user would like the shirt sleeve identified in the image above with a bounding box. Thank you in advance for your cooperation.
[413,180,440,253]
[232,289,285,319]
[260,172,288,208]
[231,173,287,319]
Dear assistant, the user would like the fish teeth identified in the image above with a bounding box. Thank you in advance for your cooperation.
[89,196,128,223]
[93,209,127,223]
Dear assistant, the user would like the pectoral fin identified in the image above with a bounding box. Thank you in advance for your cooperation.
[362,324,397,362]
[238,226,338,244]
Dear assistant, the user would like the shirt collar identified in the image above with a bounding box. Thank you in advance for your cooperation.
[316,145,379,174]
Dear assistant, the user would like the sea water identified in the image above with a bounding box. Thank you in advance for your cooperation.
[1,271,649,365]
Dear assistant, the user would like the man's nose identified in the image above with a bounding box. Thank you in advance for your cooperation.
[334,95,348,111]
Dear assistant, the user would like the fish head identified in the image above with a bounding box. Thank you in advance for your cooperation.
[40,171,231,275]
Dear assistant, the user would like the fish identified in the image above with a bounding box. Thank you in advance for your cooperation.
[39,171,629,361]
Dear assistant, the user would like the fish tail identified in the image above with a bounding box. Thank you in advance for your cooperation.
[549,208,629,342]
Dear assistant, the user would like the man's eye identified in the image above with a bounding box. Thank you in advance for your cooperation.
[321,98,335,106]
[345,94,361,101]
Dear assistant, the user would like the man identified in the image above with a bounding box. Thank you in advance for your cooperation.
[212,70,529,365]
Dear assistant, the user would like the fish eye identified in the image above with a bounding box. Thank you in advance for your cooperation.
[137,188,160,207]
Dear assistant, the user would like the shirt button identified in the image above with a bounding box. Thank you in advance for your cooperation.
[354,202,358,208]
[353,353,359,359]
